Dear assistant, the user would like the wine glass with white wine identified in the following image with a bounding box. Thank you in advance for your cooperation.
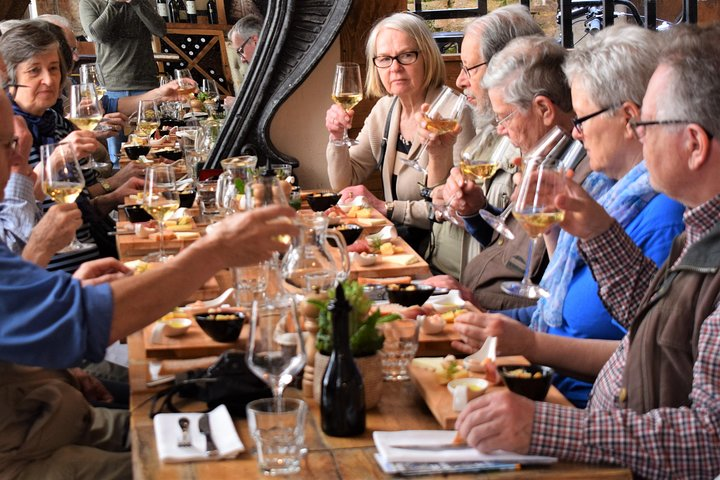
[142,165,180,263]
[40,142,89,251]
[402,86,466,174]
[68,83,105,172]
[500,148,567,299]
[174,68,195,105]
[79,64,106,101]
[331,62,363,146]
[136,100,160,140]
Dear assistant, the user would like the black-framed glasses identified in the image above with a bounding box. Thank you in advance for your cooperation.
[572,106,613,135]
[460,60,488,77]
[373,51,419,69]
[236,36,254,59]
[492,109,518,128]
[629,118,714,141]
[2,82,27,98]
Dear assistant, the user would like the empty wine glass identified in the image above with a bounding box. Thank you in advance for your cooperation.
[141,165,179,263]
[331,62,363,146]
[247,296,307,409]
[402,86,466,174]
[68,83,104,172]
[501,147,568,299]
[200,78,220,114]
[40,142,89,251]
[136,100,160,139]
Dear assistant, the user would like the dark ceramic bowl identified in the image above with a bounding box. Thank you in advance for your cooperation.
[386,283,435,307]
[195,311,245,343]
[328,224,363,247]
[498,364,554,401]
[124,144,151,160]
[306,192,341,212]
[123,205,153,223]
[179,190,196,208]
[155,148,183,161]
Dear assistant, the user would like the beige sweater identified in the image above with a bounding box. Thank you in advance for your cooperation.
[327,88,475,229]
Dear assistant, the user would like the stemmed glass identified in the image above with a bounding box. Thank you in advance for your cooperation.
[79,64,106,101]
[40,142,89,251]
[500,151,567,299]
[402,86,466,174]
[68,83,105,172]
[141,165,180,263]
[246,296,307,409]
[331,62,363,146]
[174,68,195,104]
[136,100,160,139]
[200,78,220,115]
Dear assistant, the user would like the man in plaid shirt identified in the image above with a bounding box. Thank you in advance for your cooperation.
[456,24,720,478]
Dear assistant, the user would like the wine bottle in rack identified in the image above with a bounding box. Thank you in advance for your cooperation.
[320,285,366,437]
[206,0,218,24]
[186,0,197,23]
[178,0,188,22]
[167,0,179,23]
[156,0,168,22]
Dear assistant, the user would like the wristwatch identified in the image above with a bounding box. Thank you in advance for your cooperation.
[100,180,113,193]
[384,201,394,219]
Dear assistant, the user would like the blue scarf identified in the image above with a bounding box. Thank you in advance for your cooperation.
[11,101,57,148]
[530,161,658,332]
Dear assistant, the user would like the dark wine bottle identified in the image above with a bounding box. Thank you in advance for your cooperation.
[206,0,218,24]
[185,0,197,23]
[167,0,179,23]
[156,0,168,22]
[178,0,188,22]
[321,285,366,437]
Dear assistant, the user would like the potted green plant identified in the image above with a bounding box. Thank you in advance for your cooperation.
[308,280,399,408]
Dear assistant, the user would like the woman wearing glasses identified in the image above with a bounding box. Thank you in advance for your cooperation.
[325,12,474,253]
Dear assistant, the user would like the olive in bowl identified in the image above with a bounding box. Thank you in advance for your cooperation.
[195,311,245,343]
[498,364,554,401]
[386,283,435,307]
[328,224,363,247]
[124,144,151,160]
[155,148,183,161]
[306,192,341,212]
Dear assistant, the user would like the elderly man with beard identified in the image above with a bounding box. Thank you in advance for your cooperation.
[422,5,542,279]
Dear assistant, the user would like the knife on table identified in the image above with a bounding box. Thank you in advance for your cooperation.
[198,413,218,456]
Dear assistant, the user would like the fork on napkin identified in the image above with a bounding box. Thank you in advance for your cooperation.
[373,430,557,465]
[153,404,244,463]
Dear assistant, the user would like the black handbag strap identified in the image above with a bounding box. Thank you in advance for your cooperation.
[377,97,399,176]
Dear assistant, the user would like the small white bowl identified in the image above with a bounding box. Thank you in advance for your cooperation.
[162,317,192,337]
[447,377,489,398]
[356,252,378,266]
[425,290,465,313]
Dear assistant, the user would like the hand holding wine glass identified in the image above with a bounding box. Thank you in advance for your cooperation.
[136,100,160,139]
[174,68,195,104]
[40,142,88,251]
[141,165,179,263]
[247,296,306,408]
[330,62,363,146]
[403,86,465,174]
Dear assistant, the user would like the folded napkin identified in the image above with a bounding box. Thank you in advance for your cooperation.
[374,430,557,465]
[153,404,244,463]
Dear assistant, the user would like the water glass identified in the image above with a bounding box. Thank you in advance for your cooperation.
[197,179,219,215]
[246,398,307,476]
[232,261,270,307]
[379,318,422,381]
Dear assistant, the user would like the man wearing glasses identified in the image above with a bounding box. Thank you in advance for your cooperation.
[456,24,720,478]
[230,14,263,65]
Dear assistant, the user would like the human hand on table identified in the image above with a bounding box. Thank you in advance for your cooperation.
[73,258,132,286]
[452,311,535,356]
[455,390,534,454]
[68,368,115,403]
[326,103,354,143]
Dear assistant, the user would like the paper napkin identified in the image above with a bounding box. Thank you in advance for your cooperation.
[153,404,244,463]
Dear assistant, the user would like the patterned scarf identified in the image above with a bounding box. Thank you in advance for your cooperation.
[530,161,658,331]
[11,101,57,148]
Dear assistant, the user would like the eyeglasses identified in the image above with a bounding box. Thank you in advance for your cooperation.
[629,118,715,141]
[460,60,488,77]
[492,109,518,128]
[572,106,614,135]
[373,51,419,69]
[1,82,27,98]
[236,36,255,60]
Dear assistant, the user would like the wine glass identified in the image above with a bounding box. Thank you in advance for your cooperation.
[141,165,180,262]
[79,64,106,101]
[158,73,172,87]
[40,142,88,251]
[331,62,363,146]
[475,127,571,240]
[174,68,195,104]
[246,296,307,409]
[68,83,105,172]
[136,100,160,139]
[200,78,220,115]
[500,151,567,299]
[402,86,466,174]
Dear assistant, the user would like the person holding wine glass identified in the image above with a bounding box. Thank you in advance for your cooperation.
[325,12,474,254]
[451,27,685,408]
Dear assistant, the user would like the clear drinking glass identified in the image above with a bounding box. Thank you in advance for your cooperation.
[68,83,105,172]
[246,296,307,408]
[501,148,568,299]
[141,165,179,263]
[174,68,194,103]
[200,78,220,114]
[331,62,363,146]
[79,64,106,100]
[380,318,422,381]
[246,398,307,476]
[403,86,466,174]
[232,261,270,308]
[40,142,89,251]
[136,100,160,139]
